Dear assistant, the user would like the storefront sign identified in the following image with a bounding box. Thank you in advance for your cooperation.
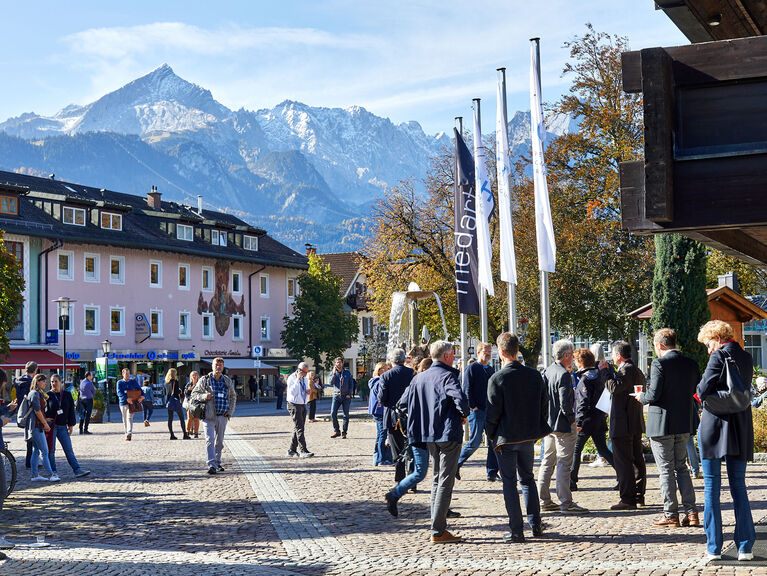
[203,349,243,357]
[95,357,118,381]
[267,348,288,358]
[45,330,58,344]
[135,313,151,344]
[105,350,197,361]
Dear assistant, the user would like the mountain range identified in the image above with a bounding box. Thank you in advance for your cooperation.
[0,64,577,252]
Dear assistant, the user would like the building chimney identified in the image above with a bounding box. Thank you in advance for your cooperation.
[197,195,203,216]
[147,185,162,209]
[49,173,55,180]
[717,271,740,293]
[305,243,316,257]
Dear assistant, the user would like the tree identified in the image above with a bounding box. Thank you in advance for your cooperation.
[0,232,24,360]
[706,249,767,295]
[281,253,359,372]
[650,234,710,369]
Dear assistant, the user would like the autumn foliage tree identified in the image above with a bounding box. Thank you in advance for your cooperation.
[0,233,24,360]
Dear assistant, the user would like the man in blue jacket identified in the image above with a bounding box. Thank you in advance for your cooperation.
[377,349,415,483]
[387,340,469,544]
[329,357,355,439]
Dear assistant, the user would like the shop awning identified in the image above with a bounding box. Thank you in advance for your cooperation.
[201,358,278,371]
[0,349,80,370]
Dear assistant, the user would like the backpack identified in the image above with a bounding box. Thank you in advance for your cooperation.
[16,392,34,428]
[703,349,752,417]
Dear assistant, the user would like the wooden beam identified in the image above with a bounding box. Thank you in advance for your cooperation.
[619,161,662,233]
[686,230,767,270]
[621,51,642,94]
[667,35,767,86]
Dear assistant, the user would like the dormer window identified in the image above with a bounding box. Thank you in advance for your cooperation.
[63,206,86,226]
[101,212,122,231]
[244,235,258,251]
[177,223,193,241]
[211,230,227,246]
[0,196,18,215]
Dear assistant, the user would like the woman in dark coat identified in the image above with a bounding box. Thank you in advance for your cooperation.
[696,320,755,562]
[165,368,190,441]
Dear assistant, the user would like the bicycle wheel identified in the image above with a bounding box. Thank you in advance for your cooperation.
[1,449,16,497]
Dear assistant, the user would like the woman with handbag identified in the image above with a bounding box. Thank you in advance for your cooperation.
[185,371,201,438]
[306,371,320,422]
[696,320,755,562]
[165,369,190,440]
[117,368,144,441]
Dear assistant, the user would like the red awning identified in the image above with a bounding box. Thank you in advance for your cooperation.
[0,349,80,370]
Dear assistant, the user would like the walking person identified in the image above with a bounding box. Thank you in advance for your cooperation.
[368,362,391,466]
[286,362,313,458]
[78,372,96,435]
[306,371,321,422]
[275,375,285,410]
[537,340,589,515]
[329,357,355,439]
[696,320,755,562]
[24,374,58,481]
[486,332,551,542]
[185,371,201,438]
[377,348,415,484]
[191,358,236,474]
[248,375,257,401]
[141,379,154,427]
[164,368,190,440]
[117,368,143,441]
[46,374,90,478]
[640,328,700,524]
[14,361,37,469]
[604,341,647,510]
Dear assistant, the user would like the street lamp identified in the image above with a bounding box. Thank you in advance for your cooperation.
[53,297,76,384]
[360,344,368,378]
[101,339,111,422]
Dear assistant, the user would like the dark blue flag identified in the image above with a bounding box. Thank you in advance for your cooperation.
[454,128,480,316]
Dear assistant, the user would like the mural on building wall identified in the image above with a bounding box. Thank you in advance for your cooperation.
[197,260,245,336]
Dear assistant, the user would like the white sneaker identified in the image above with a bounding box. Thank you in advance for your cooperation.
[30,475,46,482]
[588,456,608,468]
[48,474,60,482]
[0,537,14,549]
[707,553,721,562]
[738,552,753,561]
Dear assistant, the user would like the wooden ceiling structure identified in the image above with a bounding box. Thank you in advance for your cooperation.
[619,1,767,268]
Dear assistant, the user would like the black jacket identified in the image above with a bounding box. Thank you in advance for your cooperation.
[486,361,551,447]
[45,388,77,427]
[13,374,33,403]
[377,363,414,430]
[697,341,754,461]
[574,367,608,433]
[543,362,575,433]
[642,349,699,438]
[463,361,494,411]
[605,360,646,438]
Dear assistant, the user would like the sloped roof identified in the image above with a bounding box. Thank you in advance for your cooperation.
[319,252,363,297]
[629,286,767,322]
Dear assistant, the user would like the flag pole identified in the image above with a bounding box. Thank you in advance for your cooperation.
[473,98,488,343]
[531,37,551,367]
[455,115,468,374]
[497,67,517,335]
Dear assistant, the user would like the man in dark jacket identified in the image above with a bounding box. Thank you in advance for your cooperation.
[329,357,356,438]
[642,328,700,527]
[605,341,647,510]
[537,340,589,515]
[14,361,37,469]
[486,332,551,543]
[377,348,414,483]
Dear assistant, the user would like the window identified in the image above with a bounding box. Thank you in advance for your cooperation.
[179,312,191,339]
[83,253,100,282]
[100,212,122,230]
[745,334,762,369]
[259,273,269,297]
[232,314,243,341]
[110,307,125,335]
[57,250,74,280]
[202,313,214,340]
[177,223,193,241]
[150,309,163,338]
[110,256,125,284]
[149,260,162,287]
[58,304,74,335]
[232,270,242,294]
[84,306,100,335]
[201,266,213,292]
[0,196,17,215]
[62,206,86,226]
[260,316,270,341]
[211,230,227,246]
[178,264,190,290]
[362,316,374,338]
[244,235,258,251]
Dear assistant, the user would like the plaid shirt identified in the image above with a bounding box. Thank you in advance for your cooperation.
[211,375,229,415]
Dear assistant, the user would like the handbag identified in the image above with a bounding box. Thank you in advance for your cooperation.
[126,388,143,413]
[167,397,183,412]
[190,399,206,420]
[703,350,752,416]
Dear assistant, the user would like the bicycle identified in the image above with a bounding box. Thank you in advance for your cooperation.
[0,442,17,498]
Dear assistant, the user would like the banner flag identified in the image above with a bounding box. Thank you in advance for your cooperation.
[530,41,557,273]
[453,128,480,316]
[496,75,517,285]
[473,107,495,296]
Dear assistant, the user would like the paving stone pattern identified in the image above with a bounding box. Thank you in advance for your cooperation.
[0,400,765,575]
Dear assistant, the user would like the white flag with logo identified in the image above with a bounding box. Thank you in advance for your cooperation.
[473,107,495,297]
[496,76,517,285]
[530,41,557,273]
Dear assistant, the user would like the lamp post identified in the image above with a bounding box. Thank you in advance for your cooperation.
[101,339,111,422]
[360,344,367,378]
[53,297,76,384]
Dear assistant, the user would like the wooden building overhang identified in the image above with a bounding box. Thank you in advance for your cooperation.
[654,0,767,43]
[628,285,767,323]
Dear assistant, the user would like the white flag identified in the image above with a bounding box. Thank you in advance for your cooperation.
[473,106,495,297]
[496,76,517,285]
[530,41,556,273]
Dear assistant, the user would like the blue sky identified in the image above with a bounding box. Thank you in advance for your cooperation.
[0,1,687,134]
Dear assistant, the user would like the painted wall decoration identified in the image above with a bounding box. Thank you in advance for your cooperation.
[197,260,245,336]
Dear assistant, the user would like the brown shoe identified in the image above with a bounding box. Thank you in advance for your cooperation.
[681,511,700,527]
[653,514,680,527]
[144,420,150,427]
[126,434,132,441]
[431,530,462,544]
[610,501,637,510]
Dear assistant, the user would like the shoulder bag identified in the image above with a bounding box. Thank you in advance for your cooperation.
[703,350,752,416]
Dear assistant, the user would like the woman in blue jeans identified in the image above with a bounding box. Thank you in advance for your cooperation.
[696,320,755,562]
[46,374,90,478]
[24,374,58,482]
[368,362,392,466]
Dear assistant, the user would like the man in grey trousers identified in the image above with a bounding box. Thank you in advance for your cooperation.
[191,357,236,475]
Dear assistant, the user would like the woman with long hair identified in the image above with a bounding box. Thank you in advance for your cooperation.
[185,371,201,438]
[25,374,58,481]
[165,368,190,440]
[368,362,392,466]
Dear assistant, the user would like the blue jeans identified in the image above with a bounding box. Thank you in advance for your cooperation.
[686,435,700,475]
[392,445,429,499]
[701,456,755,555]
[486,439,499,476]
[48,425,83,474]
[497,441,540,535]
[458,408,485,467]
[373,415,389,465]
[30,428,54,477]
[330,396,351,434]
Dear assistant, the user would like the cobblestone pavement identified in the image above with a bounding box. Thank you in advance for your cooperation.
[1,399,765,575]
